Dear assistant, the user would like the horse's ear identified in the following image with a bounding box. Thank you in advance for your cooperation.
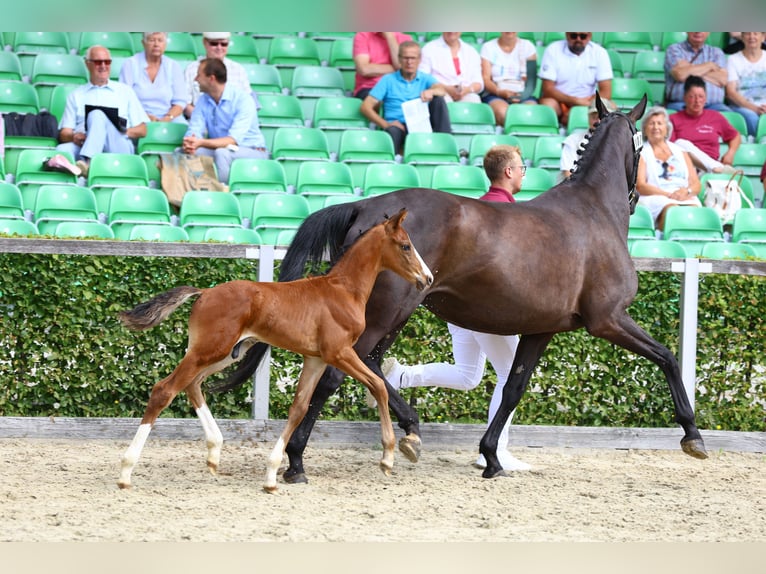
[628,94,648,123]
[385,208,408,230]
[594,91,606,119]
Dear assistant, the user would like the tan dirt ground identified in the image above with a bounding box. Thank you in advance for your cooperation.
[1,438,764,542]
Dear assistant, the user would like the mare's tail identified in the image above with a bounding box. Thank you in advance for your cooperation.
[119,286,202,331]
[209,203,360,394]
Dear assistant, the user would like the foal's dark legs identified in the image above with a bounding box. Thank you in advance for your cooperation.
[282,361,422,484]
[480,333,555,478]
[590,312,707,459]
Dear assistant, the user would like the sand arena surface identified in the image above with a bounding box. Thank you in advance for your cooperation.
[1,438,764,542]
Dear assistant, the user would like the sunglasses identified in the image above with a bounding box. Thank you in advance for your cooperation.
[207,40,229,47]
[568,33,589,40]
[660,161,670,179]
[88,59,112,66]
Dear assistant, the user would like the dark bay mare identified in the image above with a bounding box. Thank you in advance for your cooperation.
[217,94,708,481]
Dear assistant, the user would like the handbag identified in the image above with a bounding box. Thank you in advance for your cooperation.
[703,170,754,225]
[159,153,226,207]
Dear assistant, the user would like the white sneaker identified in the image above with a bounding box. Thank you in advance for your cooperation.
[365,357,404,408]
[474,451,531,471]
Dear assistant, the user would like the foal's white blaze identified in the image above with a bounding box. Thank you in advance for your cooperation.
[264,436,286,492]
[196,404,223,473]
[412,245,433,288]
[118,423,152,488]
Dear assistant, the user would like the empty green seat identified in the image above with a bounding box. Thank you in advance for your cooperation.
[179,191,243,241]
[108,187,172,240]
[34,185,99,235]
[54,220,115,239]
[250,193,310,244]
[129,224,189,242]
[630,239,688,258]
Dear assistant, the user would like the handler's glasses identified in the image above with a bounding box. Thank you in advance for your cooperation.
[509,164,527,175]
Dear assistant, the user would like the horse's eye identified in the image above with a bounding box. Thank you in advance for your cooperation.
[402,244,411,252]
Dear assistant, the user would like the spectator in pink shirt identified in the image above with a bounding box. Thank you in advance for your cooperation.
[352,32,413,99]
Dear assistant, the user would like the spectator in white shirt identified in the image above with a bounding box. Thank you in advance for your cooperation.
[419,32,483,103]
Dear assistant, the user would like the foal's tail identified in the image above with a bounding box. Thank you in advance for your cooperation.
[209,203,360,394]
[119,286,202,331]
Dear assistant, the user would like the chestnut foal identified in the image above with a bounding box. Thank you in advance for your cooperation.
[117,209,432,492]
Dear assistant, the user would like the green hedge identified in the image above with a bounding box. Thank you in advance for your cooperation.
[0,252,763,431]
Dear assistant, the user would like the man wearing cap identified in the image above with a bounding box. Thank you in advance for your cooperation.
[182,58,267,184]
[539,32,613,125]
[559,97,617,180]
[184,32,255,120]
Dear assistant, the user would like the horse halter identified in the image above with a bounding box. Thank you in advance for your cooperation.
[618,112,643,214]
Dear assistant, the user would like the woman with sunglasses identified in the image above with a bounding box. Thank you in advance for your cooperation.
[636,105,701,231]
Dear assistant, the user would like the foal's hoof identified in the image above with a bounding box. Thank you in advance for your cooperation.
[263,484,278,494]
[283,470,308,485]
[117,481,131,490]
[481,468,509,479]
[379,462,393,477]
[398,434,422,463]
[681,438,708,460]
[207,462,218,476]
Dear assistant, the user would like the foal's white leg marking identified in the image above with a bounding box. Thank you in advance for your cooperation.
[264,436,285,492]
[196,404,223,474]
[118,423,152,489]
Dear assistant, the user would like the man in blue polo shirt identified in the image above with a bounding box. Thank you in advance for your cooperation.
[183,58,267,184]
[360,40,451,154]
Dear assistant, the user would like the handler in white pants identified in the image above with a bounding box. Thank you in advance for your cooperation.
[380,143,532,472]
[383,325,529,471]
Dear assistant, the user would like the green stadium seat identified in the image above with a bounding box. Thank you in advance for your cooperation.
[250,193,310,244]
[663,206,724,257]
[54,220,115,239]
[14,149,77,211]
[34,185,99,235]
[0,182,25,221]
[295,160,355,211]
[362,163,421,196]
[179,190,243,241]
[271,126,330,188]
[430,164,488,199]
[290,65,345,120]
[267,36,321,87]
[129,224,189,242]
[228,158,288,218]
[203,226,263,244]
[0,218,40,237]
[78,32,135,57]
[630,239,687,258]
[107,186,172,240]
[337,129,395,188]
[700,241,757,260]
[243,63,283,95]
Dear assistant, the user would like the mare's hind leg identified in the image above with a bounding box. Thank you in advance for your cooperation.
[480,333,554,479]
[264,356,327,492]
[589,313,707,459]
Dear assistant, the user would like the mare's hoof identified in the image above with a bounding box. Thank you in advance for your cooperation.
[681,438,708,460]
[481,468,509,479]
[398,435,421,463]
[283,470,308,484]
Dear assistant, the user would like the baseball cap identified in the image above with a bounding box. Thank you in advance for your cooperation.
[588,98,618,114]
[203,32,231,40]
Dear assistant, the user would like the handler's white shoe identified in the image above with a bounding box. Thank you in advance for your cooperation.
[365,357,404,408]
[474,451,531,471]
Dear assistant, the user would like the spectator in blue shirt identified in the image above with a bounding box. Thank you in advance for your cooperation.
[182,58,268,184]
[360,41,451,154]
[665,32,731,112]
[57,45,149,176]
[119,32,187,124]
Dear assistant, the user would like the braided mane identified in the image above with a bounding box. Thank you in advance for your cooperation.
[568,112,620,181]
